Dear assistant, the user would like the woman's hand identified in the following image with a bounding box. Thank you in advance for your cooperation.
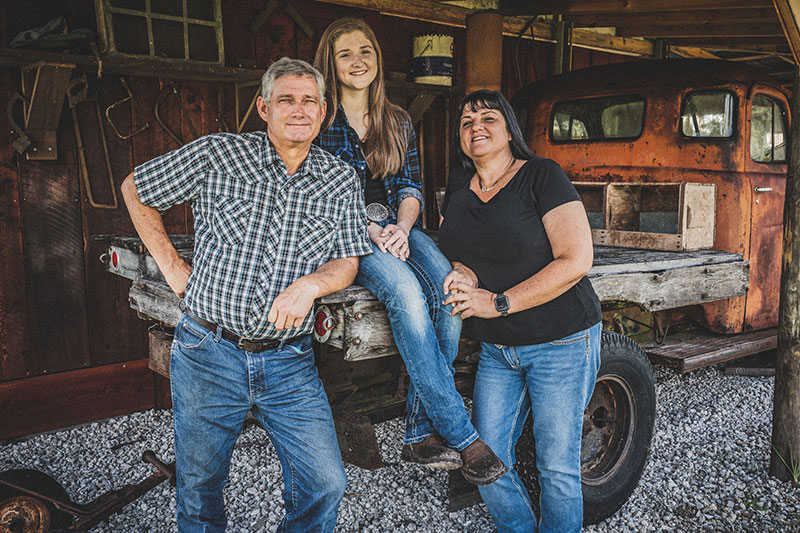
[443,284,499,319]
[443,263,478,294]
[379,223,410,261]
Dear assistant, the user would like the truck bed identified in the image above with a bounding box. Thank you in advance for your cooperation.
[98,234,749,325]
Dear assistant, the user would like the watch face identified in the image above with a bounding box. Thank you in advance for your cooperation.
[495,294,509,312]
[366,202,389,223]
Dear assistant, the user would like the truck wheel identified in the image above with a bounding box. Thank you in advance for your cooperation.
[581,331,656,525]
[514,331,656,526]
[0,469,73,532]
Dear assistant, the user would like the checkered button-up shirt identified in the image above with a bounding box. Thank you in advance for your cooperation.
[315,106,424,227]
[134,131,372,340]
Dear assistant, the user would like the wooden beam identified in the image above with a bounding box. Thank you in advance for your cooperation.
[318,0,655,56]
[774,0,800,65]
[770,65,800,482]
[564,8,778,28]
[615,23,784,38]
[522,0,775,15]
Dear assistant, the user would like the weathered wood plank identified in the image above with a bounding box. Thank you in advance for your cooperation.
[589,261,749,310]
[129,280,182,326]
[641,327,777,372]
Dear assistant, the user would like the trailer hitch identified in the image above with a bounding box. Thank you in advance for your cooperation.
[0,451,175,531]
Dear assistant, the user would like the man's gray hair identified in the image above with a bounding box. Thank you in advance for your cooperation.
[261,57,325,103]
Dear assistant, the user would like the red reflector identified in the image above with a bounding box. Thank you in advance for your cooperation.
[112,251,118,267]
[314,310,328,336]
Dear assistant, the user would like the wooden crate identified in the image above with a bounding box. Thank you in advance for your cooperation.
[575,182,716,251]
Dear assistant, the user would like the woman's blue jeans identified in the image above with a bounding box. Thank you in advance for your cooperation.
[356,228,478,450]
[170,314,346,533]
[474,322,602,533]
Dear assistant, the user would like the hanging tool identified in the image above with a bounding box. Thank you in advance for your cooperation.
[217,88,230,133]
[104,77,150,139]
[67,75,118,209]
[154,83,199,146]
[7,92,32,154]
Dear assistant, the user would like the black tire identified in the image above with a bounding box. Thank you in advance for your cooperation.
[514,331,656,526]
[0,469,74,531]
[581,331,657,525]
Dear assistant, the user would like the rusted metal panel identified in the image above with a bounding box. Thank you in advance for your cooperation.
[0,359,155,440]
[0,73,31,381]
[18,101,91,375]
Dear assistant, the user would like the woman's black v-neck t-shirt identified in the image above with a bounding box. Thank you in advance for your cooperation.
[438,157,601,346]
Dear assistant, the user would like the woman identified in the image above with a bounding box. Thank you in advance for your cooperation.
[313,18,505,485]
[439,90,603,532]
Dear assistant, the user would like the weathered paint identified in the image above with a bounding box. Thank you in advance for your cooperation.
[514,59,789,334]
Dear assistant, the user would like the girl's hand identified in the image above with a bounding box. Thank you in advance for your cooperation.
[368,222,389,248]
[443,284,499,319]
[380,224,409,261]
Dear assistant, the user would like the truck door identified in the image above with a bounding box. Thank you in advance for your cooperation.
[744,88,789,331]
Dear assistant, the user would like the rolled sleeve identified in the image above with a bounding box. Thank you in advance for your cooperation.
[331,181,372,259]
[133,136,210,211]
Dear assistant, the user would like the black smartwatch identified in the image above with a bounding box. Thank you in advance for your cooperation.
[494,293,510,316]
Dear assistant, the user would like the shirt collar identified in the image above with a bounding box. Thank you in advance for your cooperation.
[261,133,324,180]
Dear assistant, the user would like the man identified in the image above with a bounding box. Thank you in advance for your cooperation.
[120,57,372,532]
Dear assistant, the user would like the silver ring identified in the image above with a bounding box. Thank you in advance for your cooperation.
[459,303,465,310]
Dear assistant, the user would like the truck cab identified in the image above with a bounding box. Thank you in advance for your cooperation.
[514,58,789,335]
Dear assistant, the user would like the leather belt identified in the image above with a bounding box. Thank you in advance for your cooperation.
[186,313,296,353]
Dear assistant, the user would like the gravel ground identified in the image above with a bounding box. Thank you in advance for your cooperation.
[2,364,798,532]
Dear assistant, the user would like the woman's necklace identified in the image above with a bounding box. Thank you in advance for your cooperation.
[479,157,516,193]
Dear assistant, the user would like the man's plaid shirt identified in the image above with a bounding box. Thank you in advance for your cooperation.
[134,132,372,340]
[315,106,424,227]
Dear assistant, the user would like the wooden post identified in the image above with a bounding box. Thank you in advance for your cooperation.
[465,11,503,93]
[770,66,800,481]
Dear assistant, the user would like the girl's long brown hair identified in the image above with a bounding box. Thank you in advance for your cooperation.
[314,18,410,180]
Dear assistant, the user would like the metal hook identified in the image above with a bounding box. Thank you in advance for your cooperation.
[104,77,150,140]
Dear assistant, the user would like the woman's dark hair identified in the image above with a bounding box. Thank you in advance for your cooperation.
[453,90,534,172]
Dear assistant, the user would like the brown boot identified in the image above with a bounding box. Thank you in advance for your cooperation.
[460,438,507,485]
[401,434,463,470]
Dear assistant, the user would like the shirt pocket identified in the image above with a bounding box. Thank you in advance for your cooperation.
[212,195,252,246]
[297,216,337,267]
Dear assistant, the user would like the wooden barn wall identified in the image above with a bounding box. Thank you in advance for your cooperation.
[0,0,632,439]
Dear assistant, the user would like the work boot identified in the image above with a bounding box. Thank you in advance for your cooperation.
[401,434,463,470]
[460,438,507,485]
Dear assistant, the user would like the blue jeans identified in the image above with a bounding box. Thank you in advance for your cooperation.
[474,323,601,533]
[356,228,478,450]
[170,314,346,533]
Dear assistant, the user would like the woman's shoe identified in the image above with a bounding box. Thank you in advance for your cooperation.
[401,434,463,470]
[460,439,507,485]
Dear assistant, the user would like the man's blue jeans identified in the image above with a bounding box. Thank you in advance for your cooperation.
[474,323,602,533]
[356,228,478,450]
[170,314,346,533]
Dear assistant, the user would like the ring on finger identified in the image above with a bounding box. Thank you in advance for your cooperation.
[459,303,466,310]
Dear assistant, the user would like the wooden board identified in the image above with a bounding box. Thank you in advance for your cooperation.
[641,327,777,373]
[0,359,156,440]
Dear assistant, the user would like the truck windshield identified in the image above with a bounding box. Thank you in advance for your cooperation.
[681,92,735,138]
[551,95,644,141]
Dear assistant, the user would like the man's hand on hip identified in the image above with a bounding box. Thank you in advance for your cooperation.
[268,278,320,330]
[164,258,192,297]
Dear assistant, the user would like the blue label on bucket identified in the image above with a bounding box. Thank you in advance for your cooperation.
[412,56,453,78]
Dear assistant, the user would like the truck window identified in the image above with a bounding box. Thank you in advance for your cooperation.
[751,94,787,163]
[681,92,735,138]
[551,95,644,141]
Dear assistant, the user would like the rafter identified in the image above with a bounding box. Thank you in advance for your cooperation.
[514,0,775,15]
[615,23,784,38]
[563,8,777,28]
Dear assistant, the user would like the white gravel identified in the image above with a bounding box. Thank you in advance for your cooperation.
[2,364,798,532]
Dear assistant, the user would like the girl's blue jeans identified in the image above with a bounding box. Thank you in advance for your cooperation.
[356,228,479,450]
[475,322,602,533]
